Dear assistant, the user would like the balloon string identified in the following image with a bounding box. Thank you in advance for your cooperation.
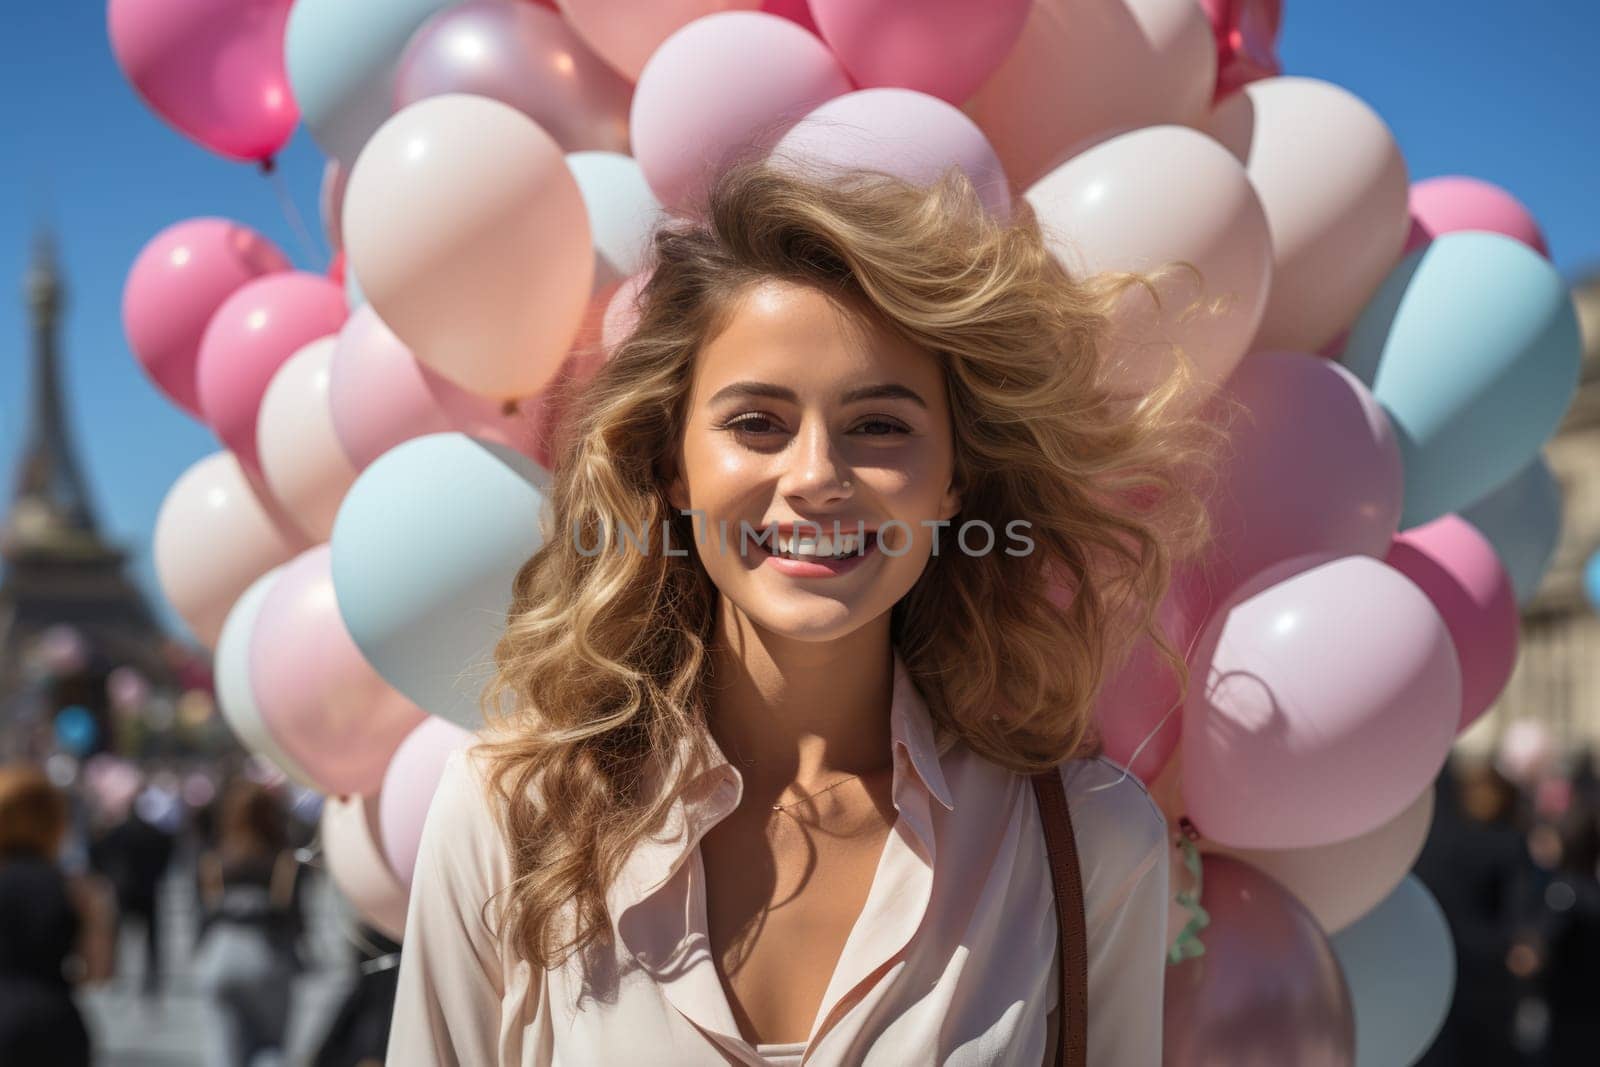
[261,156,327,268]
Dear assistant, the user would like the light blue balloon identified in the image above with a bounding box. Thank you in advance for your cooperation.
[1585,549,1600,614]
[286,0,463,163]
[567,151,666,295]
[1330,874,1454,1067]
[1460,454,1562,605]
[54,705,98,755]
[1341,231,1580,529]
[331,433,550,726]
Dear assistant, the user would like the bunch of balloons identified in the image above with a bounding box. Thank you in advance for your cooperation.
[111,2,1581,1063]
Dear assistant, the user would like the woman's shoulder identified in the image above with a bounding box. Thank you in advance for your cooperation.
[417,740,516,894]
[1055,755,1170,929]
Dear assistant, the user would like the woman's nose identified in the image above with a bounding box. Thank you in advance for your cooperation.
[777,421,853,504]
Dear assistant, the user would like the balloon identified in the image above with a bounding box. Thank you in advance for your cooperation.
[566,151,667,294]
[1199,0,1282,98]
[123,219,290,421]
[1385,516,1518,732]
[331,434,551,725]
[964,0,1215,191]
[321,794,410,941]
[630,11,853,212]
[1340,232,1582,528]
[557,0,763,82]
[770,88,1011,220]
[108,0,298,162]
[285,0,460,163]
[761,0,818,33]
[809,0,1030,105]
[252,545,428,796]
[396,0,633,155]
[1406,175,1549,258]
[54,706,99,756]
[345,94,593,398]
[320,161,348,253]
[1460,455,1561,606]
[214,566,319,788]
[196,272,348,475]
[1091,587,1201,782]
[1205,76,1411,353]
[1185,353,1402,612]
[256,337,359,542]
[1024,125,1272,403]
[378,718,475,887]
[154,452,308,648]
[1182,553,1460,849]
[1330,876,1455,1067]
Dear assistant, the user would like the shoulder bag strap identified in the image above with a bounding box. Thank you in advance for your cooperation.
[1032,769,1087,1067]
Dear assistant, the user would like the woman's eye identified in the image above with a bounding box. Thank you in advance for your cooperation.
[855,418,910,436]
[723,414,781,435]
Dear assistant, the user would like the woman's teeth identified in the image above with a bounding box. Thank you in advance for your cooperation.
[774,532,867,559]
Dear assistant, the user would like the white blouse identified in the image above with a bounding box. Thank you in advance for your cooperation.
[388,650,1171,1065]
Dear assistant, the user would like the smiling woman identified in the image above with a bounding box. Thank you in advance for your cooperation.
[386,156,1234,1066]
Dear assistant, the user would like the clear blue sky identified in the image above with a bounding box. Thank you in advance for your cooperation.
[1,1,1597,641]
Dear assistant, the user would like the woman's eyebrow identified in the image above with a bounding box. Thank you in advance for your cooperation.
[706,380,928,409]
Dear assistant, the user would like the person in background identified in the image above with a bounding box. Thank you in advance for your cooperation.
[0,763,117,1065]
[90,771,177,997]
[312,925,402,1067]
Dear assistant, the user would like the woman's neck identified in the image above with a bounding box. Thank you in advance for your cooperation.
[704,599,896,797]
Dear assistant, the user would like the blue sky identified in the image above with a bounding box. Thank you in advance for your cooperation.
[1,1,1597,642]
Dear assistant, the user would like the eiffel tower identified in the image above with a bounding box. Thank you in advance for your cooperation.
[0,232,181,746]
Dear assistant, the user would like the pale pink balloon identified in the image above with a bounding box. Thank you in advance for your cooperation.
[630,11,854,212]
[1186,352,1403,613]
[509,280,631,470]
[321,794,409,941]
[770,88,1011,219]
[396,0,633,155]
[378,718,474,887]
[1182,553,1460,849]
[1385,515,1519,733]
[809,0,1030,105]
[108,0,299,162]
[557,0,762,81]
[251,545,428,797]
[344,94,594,398]
[1092,586,1204,782]
[964,0,1216,191]
[123,219,290,420]
[196,272,348,475]
[1405,175,1550,258]
[257,337,359,542]
[1025,125,1273,405]
[154,452,309,649]
[1204,76,1411,353]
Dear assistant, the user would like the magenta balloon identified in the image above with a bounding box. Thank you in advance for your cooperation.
[196,272,348,476]
[771,88,1011,219]
[1199,0,1284,98]
[1385,515,1519,733]
[630,11,854,211]
[810,0,1030,105]
[378,717,474,887]
[108,0,298,162]
[760,0,818,33]
[1164,855,1355,1065]
[123,218,290,420]
[1190,353,1403,610]
[396,0,632,155]
[1182,553,1460,849]
[1404,175,1550,258]
[251,545,428,797]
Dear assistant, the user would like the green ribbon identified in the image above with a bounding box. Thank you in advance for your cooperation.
[1166,834,1210,966]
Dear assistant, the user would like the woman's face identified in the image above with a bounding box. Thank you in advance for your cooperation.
[667,278,961,643]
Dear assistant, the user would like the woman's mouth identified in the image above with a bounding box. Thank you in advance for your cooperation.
[756,528,881,577]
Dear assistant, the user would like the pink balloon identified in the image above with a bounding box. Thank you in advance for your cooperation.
[810,0,1030,105]
[197,272,348,475]
[1385,515,1519,733]
[1092,587,1202,782]
[1198,0,1283,99]
[123,219,290,420]
[397,0,633,155]
[1165,855,1355,1065]
[1186,353,1403,614]
[1182,553,1460,849]
[760,0,818,34]
[558,0,763,81]
[770,88,1011,218]
[251,545,428,796]
[1404,175,1550,258]
[320,161,348,253]
[108,0,299,162]
[378,718,474,887]
[321,794,409,941]
[257,337,359,542]
[630,11,854,211]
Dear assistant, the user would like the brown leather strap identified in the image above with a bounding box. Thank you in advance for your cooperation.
[1032,770,1087,1067]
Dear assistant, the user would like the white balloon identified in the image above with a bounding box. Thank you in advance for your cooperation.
[214,567,318,790]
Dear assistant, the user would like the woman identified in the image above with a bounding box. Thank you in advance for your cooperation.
[192,778,305,1067]
[390,156,1226,1065]
[0,763,115,1065]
